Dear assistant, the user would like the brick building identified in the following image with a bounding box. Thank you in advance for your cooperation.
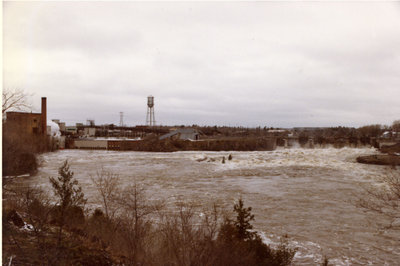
[4,97,47,136]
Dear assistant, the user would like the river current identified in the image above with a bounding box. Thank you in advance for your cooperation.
[15,147,400,265]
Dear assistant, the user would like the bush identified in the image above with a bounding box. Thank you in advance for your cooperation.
[2,126,49,176]
[2,151,37,176]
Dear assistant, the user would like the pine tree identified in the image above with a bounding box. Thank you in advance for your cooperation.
[49,160,86,246]
[233,198,255,240]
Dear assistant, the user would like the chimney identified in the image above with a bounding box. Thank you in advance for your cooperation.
[41,97,47,135]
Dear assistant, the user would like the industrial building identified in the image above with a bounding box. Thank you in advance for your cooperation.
[4,97,47,136]
[73,138,141,150]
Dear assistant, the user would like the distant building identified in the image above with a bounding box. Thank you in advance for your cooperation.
[293,127,330,131]
[4,97,47,136]
[59,122,66,132]
[84,127,96,137]
[159,128,200,141]
[51,119,66,133]
[65,126,78,134]
[74,139,108,149]
[5,112,43,135]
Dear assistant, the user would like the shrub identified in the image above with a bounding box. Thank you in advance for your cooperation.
[2,126,49,176]
[2,151,37,176]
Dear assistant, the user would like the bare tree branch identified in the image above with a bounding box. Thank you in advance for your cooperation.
[357,169,400,222]
[2,88,32,114]
[392,120,400,131]
[90,168,121,220]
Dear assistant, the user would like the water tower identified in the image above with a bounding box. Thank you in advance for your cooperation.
[146,95,155,126]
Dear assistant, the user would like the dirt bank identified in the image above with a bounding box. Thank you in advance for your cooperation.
[379,143,400,154]
[356,154,400,166]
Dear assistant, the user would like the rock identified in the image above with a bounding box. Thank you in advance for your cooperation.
[7,210,24,227]
[228,154,233,160]
[391,218,400,227]
[222,157,225,164]
[22,223,34,231]
[196,156,208,162]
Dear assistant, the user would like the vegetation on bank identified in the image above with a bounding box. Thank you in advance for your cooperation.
[2,123,62,176]
[3,161,296,265]
[183,120,400,140]
[2,131,46,176]
[2,124,58,176]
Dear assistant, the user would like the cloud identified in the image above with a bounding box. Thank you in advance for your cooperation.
[4,2,400,127]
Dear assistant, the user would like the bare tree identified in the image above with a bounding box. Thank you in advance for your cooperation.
[392,120,400,132]
[155,201,223,266]
[115,182,162,264]
[358,169,400,226]
[2,88,32,114]
[90,168,121,220]
[17,186,54,261]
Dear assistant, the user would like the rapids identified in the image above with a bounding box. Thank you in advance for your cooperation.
[14,147,400,265]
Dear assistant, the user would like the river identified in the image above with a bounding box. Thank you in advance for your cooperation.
[13,147,400,265]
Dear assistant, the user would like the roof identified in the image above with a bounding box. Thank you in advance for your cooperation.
[6,111,42,116]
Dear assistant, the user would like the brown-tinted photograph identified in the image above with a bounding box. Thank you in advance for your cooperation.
[3,1,400,265]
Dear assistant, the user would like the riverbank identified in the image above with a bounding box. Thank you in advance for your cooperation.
[356,142,400,166]
[356,154,400,165]
[380,142,400,154]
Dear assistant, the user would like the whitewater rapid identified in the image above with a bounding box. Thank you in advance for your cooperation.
[15,147,400,265]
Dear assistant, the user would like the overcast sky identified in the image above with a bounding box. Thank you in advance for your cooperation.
[4,1,400,127]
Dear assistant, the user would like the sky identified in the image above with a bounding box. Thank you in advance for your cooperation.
[3,1,400,128]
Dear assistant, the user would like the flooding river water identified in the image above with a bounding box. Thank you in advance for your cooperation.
[14,147,400,265]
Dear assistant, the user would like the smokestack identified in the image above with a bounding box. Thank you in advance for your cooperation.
[41,97,47,135]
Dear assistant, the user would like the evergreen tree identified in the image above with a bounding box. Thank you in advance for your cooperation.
[234,197,255,240]
[49,160,86,246]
